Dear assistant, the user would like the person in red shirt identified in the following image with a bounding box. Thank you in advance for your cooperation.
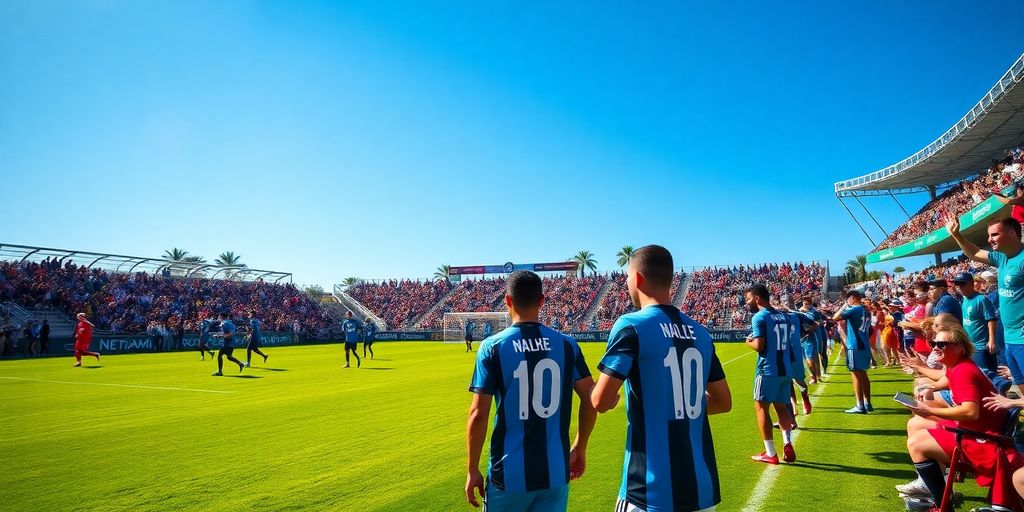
[905,323,1018,511]
[73,312,100,368]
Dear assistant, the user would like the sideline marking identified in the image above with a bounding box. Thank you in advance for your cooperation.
[0,376,232,394]
[739,351,843,511]
[721,351,755,367]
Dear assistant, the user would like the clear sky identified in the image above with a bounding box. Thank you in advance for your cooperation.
[2,1,1023,288]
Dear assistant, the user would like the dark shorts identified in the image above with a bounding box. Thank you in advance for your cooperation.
[219,345,234,356]
[362,339,373,345]
[247,338,260,350]
[465,336,474,343]
[345,342,357,350]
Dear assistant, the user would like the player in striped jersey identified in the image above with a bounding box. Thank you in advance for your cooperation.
[797,298,824,383]
[592,245,731,512]
[466,271,597,511]
[745,285,798,465]
[833,290,873,414]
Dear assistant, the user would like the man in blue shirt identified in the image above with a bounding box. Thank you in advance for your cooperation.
[212,312,244,376]
[466,271,596,511]
[197,314,216,361]
[798,298,824,384]
[947,215,1024,385]
[482,321,493,339]
[928,278,963,324]
[342,311,362,368]
[982,270,1006,365]
[744,285,798,465]
[245,311,269,367]
[832,290,872,413]
[951,271,997,375]
[592,245,731,512]
[465,319,476,353]
[362,317,377,359]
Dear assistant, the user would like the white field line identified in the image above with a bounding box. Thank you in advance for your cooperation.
[739,351,844,512]
[721,351,756,367]
[0,376,232,394]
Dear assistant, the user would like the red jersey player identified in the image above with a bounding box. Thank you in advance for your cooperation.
[73,313,100,367]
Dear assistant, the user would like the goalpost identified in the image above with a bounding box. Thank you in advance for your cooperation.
[443,312,511,343]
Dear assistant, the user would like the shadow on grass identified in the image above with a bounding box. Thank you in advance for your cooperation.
[253,367,288,372]
[787,460,915,480]
[813,407,910,416]
[868,451,912,465]
[80,365,103,369]
[225,375,263,379]
[360,367,394,371]
[801,427,907,437]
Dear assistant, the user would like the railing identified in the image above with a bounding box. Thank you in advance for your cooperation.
[834,52,1024,193]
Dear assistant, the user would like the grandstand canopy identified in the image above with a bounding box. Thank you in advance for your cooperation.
[835,53,1024,197]
[0,243,292,283]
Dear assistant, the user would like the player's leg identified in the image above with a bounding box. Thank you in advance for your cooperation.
[526,484,568,512]
[73,349,83,367]
[772,397,797,463]
[215,349,225,375]
[343,346,351,367]
[224,347,244,372]
[907,429,953,502]
[198,341,207,360]
[352,344,361,367]
[751,375,780,464]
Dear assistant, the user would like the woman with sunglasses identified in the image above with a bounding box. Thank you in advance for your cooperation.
[904,323,1012,511]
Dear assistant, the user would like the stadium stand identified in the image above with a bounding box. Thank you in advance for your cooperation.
[348,279,452,330]
[0,259,334,336]
[873,144,1024,251]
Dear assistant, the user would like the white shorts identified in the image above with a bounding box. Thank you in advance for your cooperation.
[615,499,715,512]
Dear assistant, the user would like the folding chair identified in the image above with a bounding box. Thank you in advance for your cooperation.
[939,407,1024,512]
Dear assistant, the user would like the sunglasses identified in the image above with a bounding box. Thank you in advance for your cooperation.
[927,341,952,350]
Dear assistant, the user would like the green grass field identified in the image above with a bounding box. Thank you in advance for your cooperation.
[0,342,991,511]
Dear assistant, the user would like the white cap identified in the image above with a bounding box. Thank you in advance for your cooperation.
[981,270,996,279]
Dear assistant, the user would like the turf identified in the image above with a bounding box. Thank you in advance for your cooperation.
[0,342,989,511]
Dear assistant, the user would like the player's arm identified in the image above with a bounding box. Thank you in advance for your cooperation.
[945,213,990,264]
[705,351,731,415]
[569,376,597,480]
[591,374,622,413]
[465,392,492,508]
[746,313,765,352]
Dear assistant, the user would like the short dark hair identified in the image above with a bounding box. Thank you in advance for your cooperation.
[989,217,1023,238]
[219,312,230,319]
[631,245,673,290]
[507,271,543,310]
[845,289,862,299]
[801,296,816,306]
[748,284,770,302]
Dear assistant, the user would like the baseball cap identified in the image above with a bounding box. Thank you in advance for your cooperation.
[951,272,973,284]
[981,270,996,280]
[889,299,904,307]
[927,277,949,287]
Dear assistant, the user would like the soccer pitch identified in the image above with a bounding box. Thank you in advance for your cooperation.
[0,342,989,511]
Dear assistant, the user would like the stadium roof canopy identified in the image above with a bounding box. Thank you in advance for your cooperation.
[0,243,292,283]
[835,53,1024,197]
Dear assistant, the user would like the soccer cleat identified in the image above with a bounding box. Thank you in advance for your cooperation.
[865,403,874,412]
[845,406,867,414]
[95,353,101,361]
[244,362,251,368]
[238,363,244,373]
[802,393,812,415]
[902,496,937,512]
[896,477,930,497]
[782,443,796,463]
[212,371,222,376]
[357,358,361,368]
[343,364,350,368]
[751,452,779,465]
[73,362,82,367]
[263,354,268,364]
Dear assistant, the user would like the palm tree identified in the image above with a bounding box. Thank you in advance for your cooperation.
[572,251,598,278]
[616,245,635,268]
[342,277,360,287]
[183,255,206,264]
[434,265,451,283]
[844,254,868,282]
[163,248,189,261]
[893,266,906,274]
[215,251,244,267]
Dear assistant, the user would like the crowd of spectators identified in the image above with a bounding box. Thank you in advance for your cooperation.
[348,279,452,329]
[594,272,685,330]
[683,262,827,329]
[854,256,993,305]
[875,145,1024,251]
[416,278,508,330]
[0,259,333,336]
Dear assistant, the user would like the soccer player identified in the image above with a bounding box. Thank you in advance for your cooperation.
[798,298,823,383]
[465,319,476,353]
[362,317,377,359]
[72,313,100,367]
[833,290,873,414]
[212,312,244,376]
[744,285,798,465]
[591,245,731,511]
[785,305,815,416]
[245,311,268,367]
[197,314,216,360]
[342,311,361,368]
[482,321,493,339]
[465,271,596,511]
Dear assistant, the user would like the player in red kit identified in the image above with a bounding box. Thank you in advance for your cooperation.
[73,312,100,367]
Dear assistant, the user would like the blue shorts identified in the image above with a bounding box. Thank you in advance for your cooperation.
[938,390,955,407]
[753,375,792,404]
[801,340,818,358]
[846,349,871,372]
[1005,344,1024,384]
[484,483,567,512]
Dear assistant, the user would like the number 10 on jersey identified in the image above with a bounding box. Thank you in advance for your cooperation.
[663,346,705,420]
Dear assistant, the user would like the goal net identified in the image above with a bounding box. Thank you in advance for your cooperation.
[443,312,511,343]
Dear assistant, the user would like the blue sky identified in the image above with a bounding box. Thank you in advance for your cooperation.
[2,1,1022,287]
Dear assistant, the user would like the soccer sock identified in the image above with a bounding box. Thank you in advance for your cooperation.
[345,351,350,364]
[782,429,793,444]
[914,460,945,499]
[763,440,777,457]
[795,380,808,393]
